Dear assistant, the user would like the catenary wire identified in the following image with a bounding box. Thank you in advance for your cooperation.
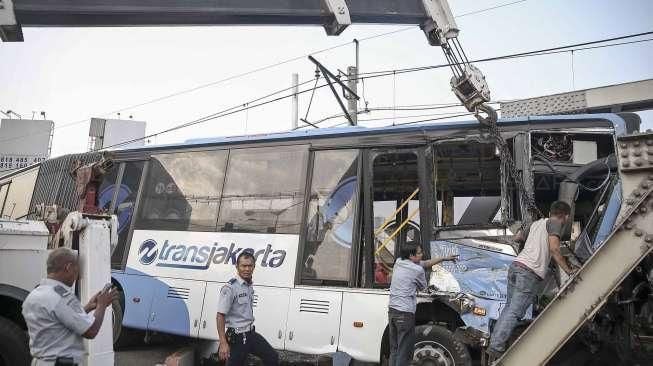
[353,33,653,78]
[97,33,653,149]
[1,31,651,149]
[293,102,502,129]
[0,0,531,145]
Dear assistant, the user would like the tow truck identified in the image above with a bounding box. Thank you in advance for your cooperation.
[0,214,118,366]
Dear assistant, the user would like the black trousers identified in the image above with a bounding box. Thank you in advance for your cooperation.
[388,308,415,366]
[226,330,279,366]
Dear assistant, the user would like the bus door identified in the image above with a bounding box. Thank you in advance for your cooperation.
[334,146,432,361]
[364,147,432,287]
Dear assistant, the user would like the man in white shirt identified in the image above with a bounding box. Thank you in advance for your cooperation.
[22,248,116,366]
[388,243,457,366]
[488,201,577,358]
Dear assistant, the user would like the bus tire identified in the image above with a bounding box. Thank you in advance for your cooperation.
[0,315,31,366]
[112,294,124,347]
[413,325,471,366]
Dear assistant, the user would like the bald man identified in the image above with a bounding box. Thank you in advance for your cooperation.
[22,248,117,366]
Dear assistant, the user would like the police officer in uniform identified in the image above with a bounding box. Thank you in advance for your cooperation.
[22,247,116,366]
[217,250,279,366]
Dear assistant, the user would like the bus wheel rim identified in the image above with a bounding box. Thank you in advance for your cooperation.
[413,340,455,366]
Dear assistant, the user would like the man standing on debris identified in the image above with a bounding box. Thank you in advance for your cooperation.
[488,201,577,359]
[217,250,279,366]
[388,243,458,366]
[22,247,116,366]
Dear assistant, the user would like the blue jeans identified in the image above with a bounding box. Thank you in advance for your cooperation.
[489,262,542,352]
[388,308,415,366]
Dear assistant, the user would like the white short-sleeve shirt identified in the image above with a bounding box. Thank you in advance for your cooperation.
[22,279,94,362]
[216,276,255,329]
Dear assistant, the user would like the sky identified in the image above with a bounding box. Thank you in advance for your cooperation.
[1,0,652,158]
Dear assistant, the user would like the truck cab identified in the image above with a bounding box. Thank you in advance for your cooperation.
[0,218,49,366]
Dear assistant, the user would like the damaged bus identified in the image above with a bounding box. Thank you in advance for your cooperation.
[1,113,650,365]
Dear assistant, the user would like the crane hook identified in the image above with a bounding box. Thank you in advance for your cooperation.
[475,103,498,127]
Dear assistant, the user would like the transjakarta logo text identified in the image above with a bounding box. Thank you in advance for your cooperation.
[137,239,287,269]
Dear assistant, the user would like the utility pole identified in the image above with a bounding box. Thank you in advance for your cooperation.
[346,66,357,125]
[346,39,359,125]
[291,73,299,129]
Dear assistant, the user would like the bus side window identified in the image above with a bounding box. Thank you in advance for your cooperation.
[217,146,308,234]
[302,150,358,284]
[98,163,120,213]
[135,150,228,231]
[0,167,39,219]
[0,183,8,215]
[109,162,144,269]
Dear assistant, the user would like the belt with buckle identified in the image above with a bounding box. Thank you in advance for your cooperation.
[234,324,254,334]
[32,356,77,366]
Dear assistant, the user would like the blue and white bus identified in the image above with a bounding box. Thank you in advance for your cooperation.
[0,113,632,364]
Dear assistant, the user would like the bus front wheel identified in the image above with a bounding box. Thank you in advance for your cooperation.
[413,325,471,366]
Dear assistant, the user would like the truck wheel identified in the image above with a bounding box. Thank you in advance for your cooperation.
[112,294,124,347]
[413,325,471,366]
[0,315,30,366]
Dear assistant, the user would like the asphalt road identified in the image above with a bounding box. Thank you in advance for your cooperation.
[116,345,337,366]
[114,331,341,366]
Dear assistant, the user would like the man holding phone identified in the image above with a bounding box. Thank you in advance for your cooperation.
[22,247,117,366]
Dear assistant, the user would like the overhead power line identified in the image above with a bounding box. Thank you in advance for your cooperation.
[294,102,503,129]
[2,29,651,149]
[455,0,528,17]
[355,31,653,78]
[321,110,480,130]
[98,30,653,150]
[0,0,530,146]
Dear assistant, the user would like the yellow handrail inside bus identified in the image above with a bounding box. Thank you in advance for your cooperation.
[373,187,419,237]
[374,207,420,257]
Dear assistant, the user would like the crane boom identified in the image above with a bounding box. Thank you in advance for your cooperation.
[1,0,497,125]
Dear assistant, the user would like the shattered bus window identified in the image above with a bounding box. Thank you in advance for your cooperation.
[434,141,502,227]
[530,132,616,241]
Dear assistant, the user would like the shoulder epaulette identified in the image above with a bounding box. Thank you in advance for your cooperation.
[53,285,69,297]
[228,278,237,285]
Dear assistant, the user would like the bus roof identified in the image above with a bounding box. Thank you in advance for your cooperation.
[114,113,626,153]
[0,113,627,181]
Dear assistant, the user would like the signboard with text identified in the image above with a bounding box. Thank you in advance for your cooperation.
[0,155,46,171]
